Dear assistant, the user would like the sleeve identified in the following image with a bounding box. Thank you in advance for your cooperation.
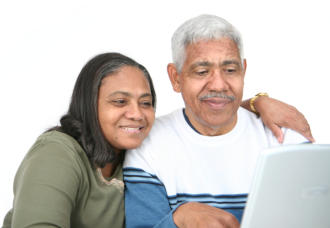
[124,167,178,228]
[282,128,311,144]
[266,127,311,147]
[11,141,81,228]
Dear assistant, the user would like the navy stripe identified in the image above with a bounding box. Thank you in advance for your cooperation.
[123,167,164,186]
[168,193,248,199]
[169,201,245,210]
[123,167,159,178]
[168,193,247,210]
[124,180,164,186]
[169,199,246,205]
[124,175,162,183]
[124,174,155,179]
[182,108,201,134]
[123,167,146,172]
[169,200,246,205]
[188,200,246,204]
[169,196,247,203]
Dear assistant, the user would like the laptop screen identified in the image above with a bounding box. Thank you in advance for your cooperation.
[241,144,330,228]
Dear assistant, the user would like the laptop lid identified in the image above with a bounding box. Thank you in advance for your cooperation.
[241,144,330,228]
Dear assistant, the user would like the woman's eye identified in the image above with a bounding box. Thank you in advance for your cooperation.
[140,101,152,107]
[112,99,126,106]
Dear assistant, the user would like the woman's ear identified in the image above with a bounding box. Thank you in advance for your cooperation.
[167,63,181,92]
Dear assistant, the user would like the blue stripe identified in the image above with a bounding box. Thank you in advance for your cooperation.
[124,176,163,185]
[168,193,247,199]
[123,167,247,218]
[124,167,157,177]
[169,197,247,204]
[168,193,247,210]
[170,201,245,208]
[123,167,163,185]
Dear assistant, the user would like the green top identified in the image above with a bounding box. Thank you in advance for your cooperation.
[2,131,124,228]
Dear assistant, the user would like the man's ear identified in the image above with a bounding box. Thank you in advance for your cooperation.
[243,59,247,76]
[167,63,181,92]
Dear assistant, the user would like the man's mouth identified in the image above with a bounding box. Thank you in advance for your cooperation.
[201,98,231,109]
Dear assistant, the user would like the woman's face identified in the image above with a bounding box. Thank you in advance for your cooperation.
[98,66,155,151]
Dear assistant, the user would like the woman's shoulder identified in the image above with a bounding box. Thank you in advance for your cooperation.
[14,130,90,190]
[24,130,87,165]
[38,129,79,144]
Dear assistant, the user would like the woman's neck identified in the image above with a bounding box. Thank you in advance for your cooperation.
[100,150,124,178]
[100,163,115,178]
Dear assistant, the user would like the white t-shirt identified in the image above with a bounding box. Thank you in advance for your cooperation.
[124,107,309,225]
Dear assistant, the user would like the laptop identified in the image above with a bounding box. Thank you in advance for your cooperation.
[241,144,330,228]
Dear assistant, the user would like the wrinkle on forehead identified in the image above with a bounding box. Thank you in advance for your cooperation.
[185,39,241,64]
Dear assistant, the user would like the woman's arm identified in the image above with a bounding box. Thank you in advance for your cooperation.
[241,95,314,143]
[9,140,80,228]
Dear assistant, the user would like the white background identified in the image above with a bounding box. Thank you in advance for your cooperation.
[1,0,329,222]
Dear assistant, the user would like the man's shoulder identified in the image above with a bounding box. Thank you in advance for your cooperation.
[237,108,308,145]
[238,107,261,122]
[147,109,183,137]
[154,109,182,126]
[124,109,183,169]
[236,107,265,132]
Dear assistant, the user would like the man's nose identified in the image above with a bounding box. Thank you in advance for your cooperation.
[207,70,229,91]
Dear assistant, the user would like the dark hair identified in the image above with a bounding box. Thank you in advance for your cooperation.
[53,52,156,168]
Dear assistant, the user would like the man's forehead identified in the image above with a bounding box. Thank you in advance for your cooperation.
[189,59,241,70]
[185,39,240,62]
[186,38,239,51]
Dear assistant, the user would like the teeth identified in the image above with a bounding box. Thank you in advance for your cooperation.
[122,127,142,133]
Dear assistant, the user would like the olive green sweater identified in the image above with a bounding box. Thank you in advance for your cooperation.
[2,131,124,228]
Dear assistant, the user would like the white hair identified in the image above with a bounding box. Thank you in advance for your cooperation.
[171,14,244,72]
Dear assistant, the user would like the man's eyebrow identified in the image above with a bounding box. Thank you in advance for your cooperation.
[220,60,241,67]
[189,61,213,70]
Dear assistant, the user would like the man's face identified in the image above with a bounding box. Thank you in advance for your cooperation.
[169,38,246,136]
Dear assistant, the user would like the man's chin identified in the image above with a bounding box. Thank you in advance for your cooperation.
[199,114,237,135]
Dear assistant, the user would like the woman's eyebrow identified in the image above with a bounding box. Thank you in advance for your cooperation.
[107,91,152,99]
[107,91,131,98]
[140,93,152,98]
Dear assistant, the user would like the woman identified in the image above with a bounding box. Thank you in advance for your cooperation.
[2,52,156,228]
[2,52,312,228]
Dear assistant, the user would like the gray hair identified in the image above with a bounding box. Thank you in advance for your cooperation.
[171,14,244,72]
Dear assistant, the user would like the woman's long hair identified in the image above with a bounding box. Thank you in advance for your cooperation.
[52,53,156,168]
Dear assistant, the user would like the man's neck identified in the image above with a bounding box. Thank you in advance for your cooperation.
[183,108,237,136]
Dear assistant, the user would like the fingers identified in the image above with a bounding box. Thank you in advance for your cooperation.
[268,123,284,144]
[299,124,315,142]
[173,202,240,228]
[284,108,315,142]
[256,97,314,142]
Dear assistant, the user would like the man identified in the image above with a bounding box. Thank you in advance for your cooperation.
[124,15,311,228]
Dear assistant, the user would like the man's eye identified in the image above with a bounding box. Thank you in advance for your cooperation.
[225,68,237,73]
[196,70,208,76]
